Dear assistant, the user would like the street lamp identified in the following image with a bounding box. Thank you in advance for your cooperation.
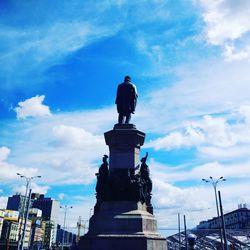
[202,176,226,248]
[60,205,73,250]
[16,173,41,250]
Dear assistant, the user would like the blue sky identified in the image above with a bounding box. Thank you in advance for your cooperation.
[1,0,250,236]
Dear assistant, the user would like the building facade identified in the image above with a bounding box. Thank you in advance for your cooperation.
[197,204,250,230]
[5,193,60,249]
[29,208,44,249]
[6,194,26,216]
[31,193,60,247]
[56,224,77,248]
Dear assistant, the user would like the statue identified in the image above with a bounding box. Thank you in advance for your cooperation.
[95,155,109,208]
[94,153,153,214]
[115,75,138,124]
[98,155,109,179]
[139,152,153,210]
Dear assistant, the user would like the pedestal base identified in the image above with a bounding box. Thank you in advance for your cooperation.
[79,235,167,250]
[78,202,167,250]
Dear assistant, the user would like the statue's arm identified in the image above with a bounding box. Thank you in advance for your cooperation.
[115,85,120,104]
[133,83,138,97]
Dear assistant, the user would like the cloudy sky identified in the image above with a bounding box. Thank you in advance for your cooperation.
[1,0,250,236]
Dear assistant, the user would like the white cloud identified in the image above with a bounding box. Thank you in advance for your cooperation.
[146,105,250,162]
[133,58,250,135]
[0,196,8,209]
[0,146,39,183]
[0,113,109,186]
[146,114,236,150]
[58,193,65,200]
[238,105,250,124]
[145,90,250,160]
[52,124,104,149]
[153,179,210,210]
[13,182,49,196]
[1,21,118,68]
[151,161,250,232]
[14,95,51,119]
[152,178,219,232]
[146,127,205,150]
[198,0,250,45]
[0,147,10,161]
[197,0,250,60]
[150,158,250,184]
[223,44,250,61]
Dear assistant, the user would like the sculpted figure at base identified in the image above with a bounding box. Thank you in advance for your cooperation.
[95,155,109,208]
[115,75,138,124]
[139,152,153,208]
[94,152,153,214]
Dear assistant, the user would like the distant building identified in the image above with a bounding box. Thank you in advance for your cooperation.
[56,224,77,248]
[32,226,43,249]
[5,193,60,249]
[4,210,32,248]
[31,193,60,247]
[19,218,32,249]
[0,210,31,249]
[197,204,250,230]
[167,205,250,249]
[6,194,26,216]
[7,193,60,223]
[29,208,44,249]
[1,220,19,241]
[31,193,59,222]
[43,220,57,248]
[0,210,19,249]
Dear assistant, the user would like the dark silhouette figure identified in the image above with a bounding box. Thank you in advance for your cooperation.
[115,76,138,124]
[95,155,109,207]
[94,153,153,214]
[98,155,109,179]
[139,152,153,210]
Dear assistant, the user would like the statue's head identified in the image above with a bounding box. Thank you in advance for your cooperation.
[102,154,108,162]
[124,75,131,82]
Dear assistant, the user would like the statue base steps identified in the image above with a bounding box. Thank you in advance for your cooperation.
[78,201,167,250]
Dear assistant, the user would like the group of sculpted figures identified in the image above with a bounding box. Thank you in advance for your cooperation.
[94,76,153,213]
[95,153,153,214]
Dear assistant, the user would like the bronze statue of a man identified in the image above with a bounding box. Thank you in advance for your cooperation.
[115,76,138,124]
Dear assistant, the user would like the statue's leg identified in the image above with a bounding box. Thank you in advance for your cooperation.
[125,113,131,123]
[118,113,124,123]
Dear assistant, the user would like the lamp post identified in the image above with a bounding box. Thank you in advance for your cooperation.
[60,205,73,250]
[16,173,41,250]
[202,176,226,248]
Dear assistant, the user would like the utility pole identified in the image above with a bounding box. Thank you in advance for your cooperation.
[184,215,188,250]
[218,191,228,250]
[16,173,41,250]
[20,189,32,250]
[60,205,73,250]
[202,176,226,247]
[77,216,81,244]
[178,213,181,250]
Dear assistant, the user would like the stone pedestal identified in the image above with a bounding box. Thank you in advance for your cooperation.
[78,124,167,250]
[79,202,167,250]
[104,124,145,171]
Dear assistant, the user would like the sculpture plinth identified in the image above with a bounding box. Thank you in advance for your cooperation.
[78,124,167,250]
[105,124,145,171]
